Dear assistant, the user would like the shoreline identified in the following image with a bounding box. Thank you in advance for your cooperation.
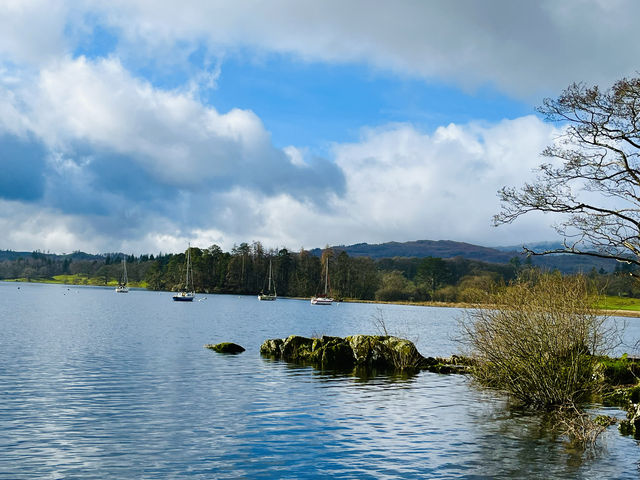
[339,297,640,318]
[5,279,640,318]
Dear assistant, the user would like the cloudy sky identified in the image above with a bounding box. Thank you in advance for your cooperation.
[0,0,638,255]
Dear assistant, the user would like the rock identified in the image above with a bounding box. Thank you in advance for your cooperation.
[205,342,245,354]
[593,415,617,427]
[259,334,470,373]
[260,338,283,356]
[319,336,355,369]
[281,335,316,362]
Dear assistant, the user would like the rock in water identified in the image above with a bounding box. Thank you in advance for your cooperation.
[261,335,424,370]
[260,335,473,373]
[205,342,245,354]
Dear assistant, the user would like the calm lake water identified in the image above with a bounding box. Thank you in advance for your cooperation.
[2,282,640,479]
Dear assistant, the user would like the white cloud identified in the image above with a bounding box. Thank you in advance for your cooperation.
[0,56,345,253]
[0,113,568,254]
[1,56,344,197]
[0,200,95,254]
[2,1,639,99]
[0,0,70,65]
[84,0,640,98]
[1,1,635,255]
[328,116,563,246]
[177,117,566,252]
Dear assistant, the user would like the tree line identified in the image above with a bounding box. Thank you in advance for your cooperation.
[1,243,638,302]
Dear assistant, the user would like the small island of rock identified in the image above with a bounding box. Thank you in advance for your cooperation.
[205,342,246,354]
[260,335,470,373]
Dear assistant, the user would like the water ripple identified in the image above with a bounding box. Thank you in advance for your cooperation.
[1,283,640,478]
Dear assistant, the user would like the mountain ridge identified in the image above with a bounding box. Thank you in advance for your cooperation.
[309,239,617,273]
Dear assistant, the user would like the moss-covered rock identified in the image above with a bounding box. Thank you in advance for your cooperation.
[320,337,355,369]
[259,334,471,373]
[280,335,316,362]
[260,338,284,356]
[593,415,617,427]
[205,342,245,354]
[619,403,640,438]
[595,355,640,386]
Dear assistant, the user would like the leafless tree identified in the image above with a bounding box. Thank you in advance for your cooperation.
[495,78,640,273]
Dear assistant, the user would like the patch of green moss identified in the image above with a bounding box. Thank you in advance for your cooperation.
[593,415,617,427]
[205,342,245,354]
[596,354,640,386]
[603,385,640,407]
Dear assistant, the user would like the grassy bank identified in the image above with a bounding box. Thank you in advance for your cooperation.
[3,275,148,289]
[596,296,640,313]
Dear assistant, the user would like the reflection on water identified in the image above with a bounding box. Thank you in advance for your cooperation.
[1,282,640,478]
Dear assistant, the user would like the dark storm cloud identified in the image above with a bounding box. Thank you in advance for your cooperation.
[0,133,47,201]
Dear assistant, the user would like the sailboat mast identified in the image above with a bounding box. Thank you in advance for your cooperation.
[268,260,272,291]
[324,259,328,295]
[186,243,191,292]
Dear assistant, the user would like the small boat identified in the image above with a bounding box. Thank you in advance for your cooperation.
[173,244,195,302]
[311,256,334,305]
[258,260,277,301]
[115,258,129,293]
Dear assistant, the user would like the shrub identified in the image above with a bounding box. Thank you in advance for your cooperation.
[459,272,616,409]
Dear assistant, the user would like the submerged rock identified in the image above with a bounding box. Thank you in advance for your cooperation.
[205,342,245,354]
[260,334,471,373]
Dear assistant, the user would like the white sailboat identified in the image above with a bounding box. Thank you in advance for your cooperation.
[115,258,129,293]
[258,260,277,301]
[173,244,195,302]
[311,257,333,305]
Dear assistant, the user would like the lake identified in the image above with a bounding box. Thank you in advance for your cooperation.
[1,281,640,479]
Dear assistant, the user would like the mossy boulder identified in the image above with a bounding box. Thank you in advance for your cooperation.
[205,342,245,354]
[260,334,471,373]
[595,355,640,386]
[260,335,353,368]
[346,335,426,370]
[619,402,640,438]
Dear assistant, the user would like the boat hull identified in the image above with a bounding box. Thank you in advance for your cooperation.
[258,294,277,301]
[115,286,129,293]
[173,293,195,302]
[311,297,333,305]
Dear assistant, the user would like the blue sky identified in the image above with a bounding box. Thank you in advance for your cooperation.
[0,1,639,255]
[203,54,534,153]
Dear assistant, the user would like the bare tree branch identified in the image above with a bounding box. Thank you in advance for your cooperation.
[497,78,640,270]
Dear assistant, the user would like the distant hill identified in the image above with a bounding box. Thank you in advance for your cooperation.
[310,240,617,273]
[0,250,105,262]
[310,240,514,263]
[492,241,566,252]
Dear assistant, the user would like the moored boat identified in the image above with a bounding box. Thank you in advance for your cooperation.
[115,258,129,293]
[311,255,333,305]
[258,259,277,301]
[173,244,195,302]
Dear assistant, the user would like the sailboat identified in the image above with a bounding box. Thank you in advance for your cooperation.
[311,257,333,305]
[115,258,129,293]
[173,244,195,302]
[258,260,277,301]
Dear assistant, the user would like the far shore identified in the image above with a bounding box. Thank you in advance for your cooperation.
[337,297,640,318]
[5,279,640,318]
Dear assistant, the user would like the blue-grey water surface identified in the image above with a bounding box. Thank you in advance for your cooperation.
[2,281,640,479]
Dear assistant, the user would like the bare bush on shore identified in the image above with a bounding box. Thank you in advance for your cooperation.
[460,272,622,446]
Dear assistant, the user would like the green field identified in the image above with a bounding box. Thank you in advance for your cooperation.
[597,296,640,312]
[3,275,148,289]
